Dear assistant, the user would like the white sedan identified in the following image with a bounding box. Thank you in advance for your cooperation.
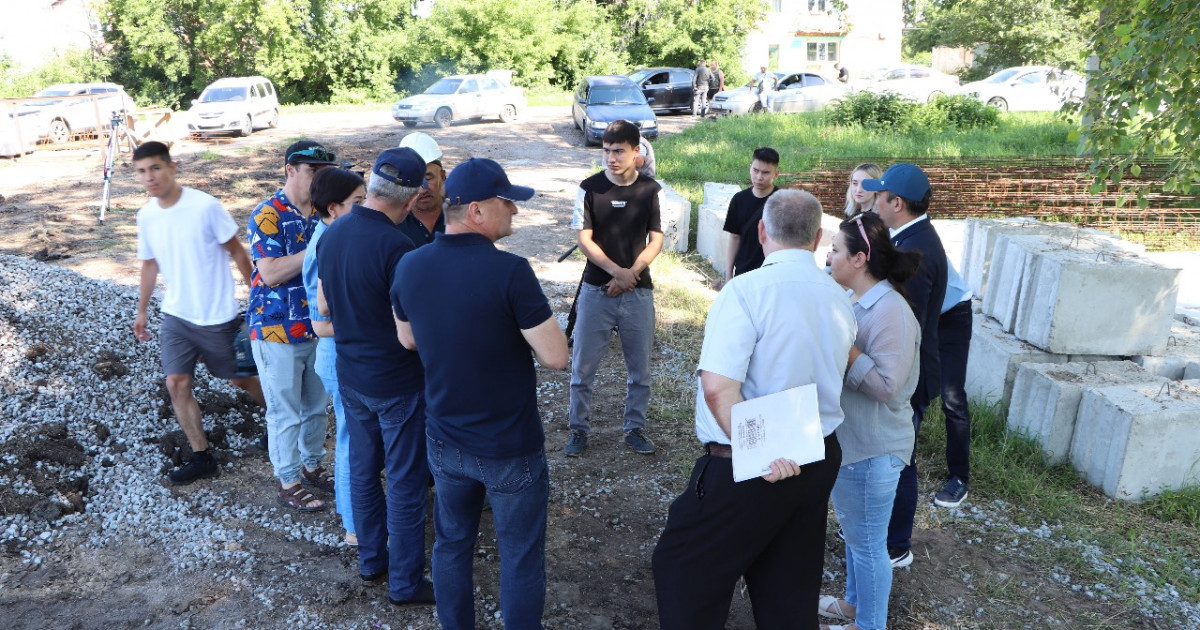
[852,65,960,103]
[957,66,1085,111]
[769,72,847,113]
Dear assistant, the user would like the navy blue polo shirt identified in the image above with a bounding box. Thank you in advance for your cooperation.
[316,204,423,396]
[391,232,553,457]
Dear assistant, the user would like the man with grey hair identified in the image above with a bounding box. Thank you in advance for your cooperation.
[653,189,857,629]
[315,147,436,606]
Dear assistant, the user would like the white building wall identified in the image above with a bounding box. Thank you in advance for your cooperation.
[744,0,902,79]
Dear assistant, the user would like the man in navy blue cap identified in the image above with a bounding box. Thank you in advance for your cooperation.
[392,157,568,630]
[315,146,437,606]
[862,163,948,569]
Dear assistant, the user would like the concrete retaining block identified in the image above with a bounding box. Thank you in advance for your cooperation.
[657,181,692,254]
[1186,362,1200,380]
[695,183,740,274]
[1007,361,1167,464]
[966,313,1111,405]
[1070,380,1200,500]
[1133,321,1200,380]
[981,234,1035,332]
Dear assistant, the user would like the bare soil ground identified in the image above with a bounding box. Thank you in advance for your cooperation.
[0,107,1180,629]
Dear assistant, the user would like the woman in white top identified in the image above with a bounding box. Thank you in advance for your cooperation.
[843,163,883,218]
[819,212,922,630]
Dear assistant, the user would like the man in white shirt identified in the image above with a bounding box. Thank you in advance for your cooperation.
[652,189,857,630]
[132,141,263,485]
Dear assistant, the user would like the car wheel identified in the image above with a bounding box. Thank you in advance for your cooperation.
[46,118,71,144]
[987,97,1009,112]
[238,115,252,137]
[267,109,279,128]
[500,104,517,123]
[402,121,418,128]
[927,90,945,102]
[434,108,452,129]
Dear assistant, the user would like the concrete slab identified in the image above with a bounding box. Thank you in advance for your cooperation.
[1133,321,1200,380]
[695,182,740,274]
[1186,362,1200,380]
[981,234,1035,332]
[1007,361,1167,464]
[966,313,1074,405]
[657,181,691,254]
[1070,380,1200,500]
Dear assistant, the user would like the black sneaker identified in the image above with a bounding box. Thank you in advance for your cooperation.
[934,476,969,508]
[624,429,656,454]
[889,547,913,569]
[361,568,387,585]
[167,451,219,485]
[388,579,435,606]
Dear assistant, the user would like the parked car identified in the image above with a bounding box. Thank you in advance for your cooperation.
[0,109,42,156]
[571,75,659,146]
[957,65,1085,111]
[852,65,961,102]
[186,76,279,137]
[21,82,136,144]
[709,72,785,116]
[768,72,848,113]
[628,67,695,114]
[391,72,526,128]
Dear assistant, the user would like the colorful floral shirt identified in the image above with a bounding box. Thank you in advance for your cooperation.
[246,190,317,344]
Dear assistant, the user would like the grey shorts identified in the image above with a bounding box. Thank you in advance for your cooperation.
[160,314,241,380]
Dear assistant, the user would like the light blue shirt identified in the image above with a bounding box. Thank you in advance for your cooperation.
[302,219,331,324]
[941,258,972,314]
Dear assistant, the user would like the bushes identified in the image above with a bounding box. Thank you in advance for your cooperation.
[827,91,999,132]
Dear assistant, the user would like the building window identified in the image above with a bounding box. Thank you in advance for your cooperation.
[771,0,782,11]
[807,41,839,61]
[808,0,828,11]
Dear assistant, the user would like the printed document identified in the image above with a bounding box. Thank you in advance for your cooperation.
[730,383,825,482]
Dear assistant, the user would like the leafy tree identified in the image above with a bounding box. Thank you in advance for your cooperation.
[1082,2,1200,196]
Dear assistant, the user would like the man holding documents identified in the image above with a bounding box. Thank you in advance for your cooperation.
[652,190,857,630]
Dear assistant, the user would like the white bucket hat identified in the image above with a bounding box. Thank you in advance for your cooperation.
[398,132,443,163]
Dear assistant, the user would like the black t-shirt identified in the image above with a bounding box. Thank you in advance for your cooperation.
[722,187,776,276]
[578,171,662,289]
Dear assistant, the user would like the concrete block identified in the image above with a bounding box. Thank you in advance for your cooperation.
[812,211,847,270]
[1133,321,1200,380]
[1186,362,1200,380]
[966,314,1069,405]
[1070,380,1200,500]
[695,183,740,274]
[981,234,1035,332]
[1007,361,1167,464]
[657,181,691,254]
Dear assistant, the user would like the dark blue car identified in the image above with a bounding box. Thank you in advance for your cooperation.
[571,75,659,146]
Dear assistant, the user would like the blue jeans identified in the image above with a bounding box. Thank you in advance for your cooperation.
[340,383,430,601]
[569,284,655,434]
[251,339,327,485]
[315,338,353,534]
[832,455,905,630]
[427,438,548,630]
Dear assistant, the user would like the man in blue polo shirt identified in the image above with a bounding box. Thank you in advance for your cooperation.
[314,147,434,606]
[392,158,568,630]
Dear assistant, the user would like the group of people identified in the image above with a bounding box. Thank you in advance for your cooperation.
[129,106,972,627]
[692,59,726,117]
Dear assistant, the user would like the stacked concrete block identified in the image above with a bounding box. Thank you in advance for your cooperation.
[966,313,1071,404]
[1133,321,1200,380]
[696,183,740,274]
[657,181,692,254]
[1187,362,1200,380]
[1007,361,1167,464]
[1070,380,1200,500]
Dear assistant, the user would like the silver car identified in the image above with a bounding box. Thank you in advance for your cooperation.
[392,73,526,129]
[22,82,137,144]
[709,72,845,116]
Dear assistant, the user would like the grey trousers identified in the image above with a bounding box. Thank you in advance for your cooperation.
[569,283,655,434]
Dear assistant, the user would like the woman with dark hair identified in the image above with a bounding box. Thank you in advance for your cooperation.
[818,212,922,630]
[301,166,365,545]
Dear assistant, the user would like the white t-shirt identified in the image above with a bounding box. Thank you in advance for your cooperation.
[694,248,857,445]
[136,187,240,325]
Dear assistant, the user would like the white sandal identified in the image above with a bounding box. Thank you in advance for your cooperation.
[817,595,854,622]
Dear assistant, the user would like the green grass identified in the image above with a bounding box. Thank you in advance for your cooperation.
[525,88,573,108]
[198,149,221,161]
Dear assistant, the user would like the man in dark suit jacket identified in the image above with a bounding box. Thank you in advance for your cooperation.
[863,163,948,569]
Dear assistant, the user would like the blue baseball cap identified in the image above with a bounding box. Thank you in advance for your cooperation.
[861,163,931,203]
[372,147,426,187]
[444,158,535,205]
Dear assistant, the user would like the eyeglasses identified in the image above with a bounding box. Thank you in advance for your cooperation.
[289,147,337,163]
[854,214,871,261]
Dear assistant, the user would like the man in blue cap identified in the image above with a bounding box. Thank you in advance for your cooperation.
[315,147,435,606]
[862,163,948,569]
[392,158,567,630]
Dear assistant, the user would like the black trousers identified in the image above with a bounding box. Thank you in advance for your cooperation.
[938,300,973,483]
[652,433,842,630]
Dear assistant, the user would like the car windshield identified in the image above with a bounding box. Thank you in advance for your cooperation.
[36,89,75,97]
[982,68,1023,84]
[628,70,652,84]
[860,68,892,81]
[588,87,646,105]
[425,78,463,95]
[200,87,248,102]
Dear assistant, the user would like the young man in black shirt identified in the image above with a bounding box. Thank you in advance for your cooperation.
[722,147,780,281]
[566,120,664,457]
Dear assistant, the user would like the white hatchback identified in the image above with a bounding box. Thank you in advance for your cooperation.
[187,76,279,137]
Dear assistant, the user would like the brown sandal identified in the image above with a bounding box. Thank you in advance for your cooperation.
[277,483,325,512]
[302,466,336,493]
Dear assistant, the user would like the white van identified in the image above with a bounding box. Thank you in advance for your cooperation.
[186,76,279,137]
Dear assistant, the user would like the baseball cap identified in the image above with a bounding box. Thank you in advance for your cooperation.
[398,132,443,164]
[371,147,426,187]
[861,163,931,203]
[285,140,337,166]
[444,158,535,205]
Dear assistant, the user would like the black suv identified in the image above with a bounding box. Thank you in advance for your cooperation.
[628,67,695,114]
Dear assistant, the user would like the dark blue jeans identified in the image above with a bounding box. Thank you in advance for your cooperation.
[340,383,430,601]
[427,438,549,630]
